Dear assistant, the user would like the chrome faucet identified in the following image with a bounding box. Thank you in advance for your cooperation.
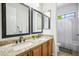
[16,26,25,43]
[16,36,25,44]
[19,36,23,43]
[17,26,23,43]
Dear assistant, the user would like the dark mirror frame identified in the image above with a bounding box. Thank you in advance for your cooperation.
[43,14,50,29]
[2,3,30,38]
[31,8,43,34]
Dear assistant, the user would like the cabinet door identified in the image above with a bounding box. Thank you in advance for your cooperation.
[48,39,53,56]
[42,42,48,56]
[32,45,42,56]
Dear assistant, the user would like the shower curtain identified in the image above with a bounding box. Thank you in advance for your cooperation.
[57,12,79,55]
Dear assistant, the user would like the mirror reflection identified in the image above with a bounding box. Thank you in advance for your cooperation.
[32,9,43,33]
[43,15,50,29]
[5,3,30,35]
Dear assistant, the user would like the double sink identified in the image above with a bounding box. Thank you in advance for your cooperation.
[0,37,50,55]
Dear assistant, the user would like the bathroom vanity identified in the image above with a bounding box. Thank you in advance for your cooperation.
[17,37,53,56]
[0,36,53,56]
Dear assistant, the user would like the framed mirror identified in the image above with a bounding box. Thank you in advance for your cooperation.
[31,8,43,34]
[43,15,50,29]
[2,3,30,38]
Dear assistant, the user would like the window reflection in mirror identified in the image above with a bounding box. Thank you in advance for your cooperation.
[43,15,50,29]
[31,8,43,34]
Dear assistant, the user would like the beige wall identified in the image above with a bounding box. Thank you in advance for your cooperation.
[40,3,57,55]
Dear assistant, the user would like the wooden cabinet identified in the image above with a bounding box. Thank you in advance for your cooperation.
[32,45,42,56]
[41,39,53,56]
[16,39,53,56]
[48,39,53,56]
[42,42,48,56]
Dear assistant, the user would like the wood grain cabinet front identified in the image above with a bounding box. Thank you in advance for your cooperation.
[48,39,53,56]
[41,42,48,56]
[16,39,53,56]
[32,45,42,56]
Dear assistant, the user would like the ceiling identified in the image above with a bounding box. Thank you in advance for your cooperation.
[56,3,70,8]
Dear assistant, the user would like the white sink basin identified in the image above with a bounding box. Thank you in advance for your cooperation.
[12,42,33,51]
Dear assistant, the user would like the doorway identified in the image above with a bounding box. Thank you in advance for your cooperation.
[56,3,79,56]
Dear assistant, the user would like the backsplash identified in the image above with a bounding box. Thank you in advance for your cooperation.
[0,34,38,46]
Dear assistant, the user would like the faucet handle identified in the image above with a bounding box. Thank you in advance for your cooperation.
[16,40,19,44]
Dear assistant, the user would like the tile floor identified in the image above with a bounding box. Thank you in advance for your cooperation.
[57,51,72,56]
[57,50,79,56]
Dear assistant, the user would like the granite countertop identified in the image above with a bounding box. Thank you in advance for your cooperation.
[0,36,53,56]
